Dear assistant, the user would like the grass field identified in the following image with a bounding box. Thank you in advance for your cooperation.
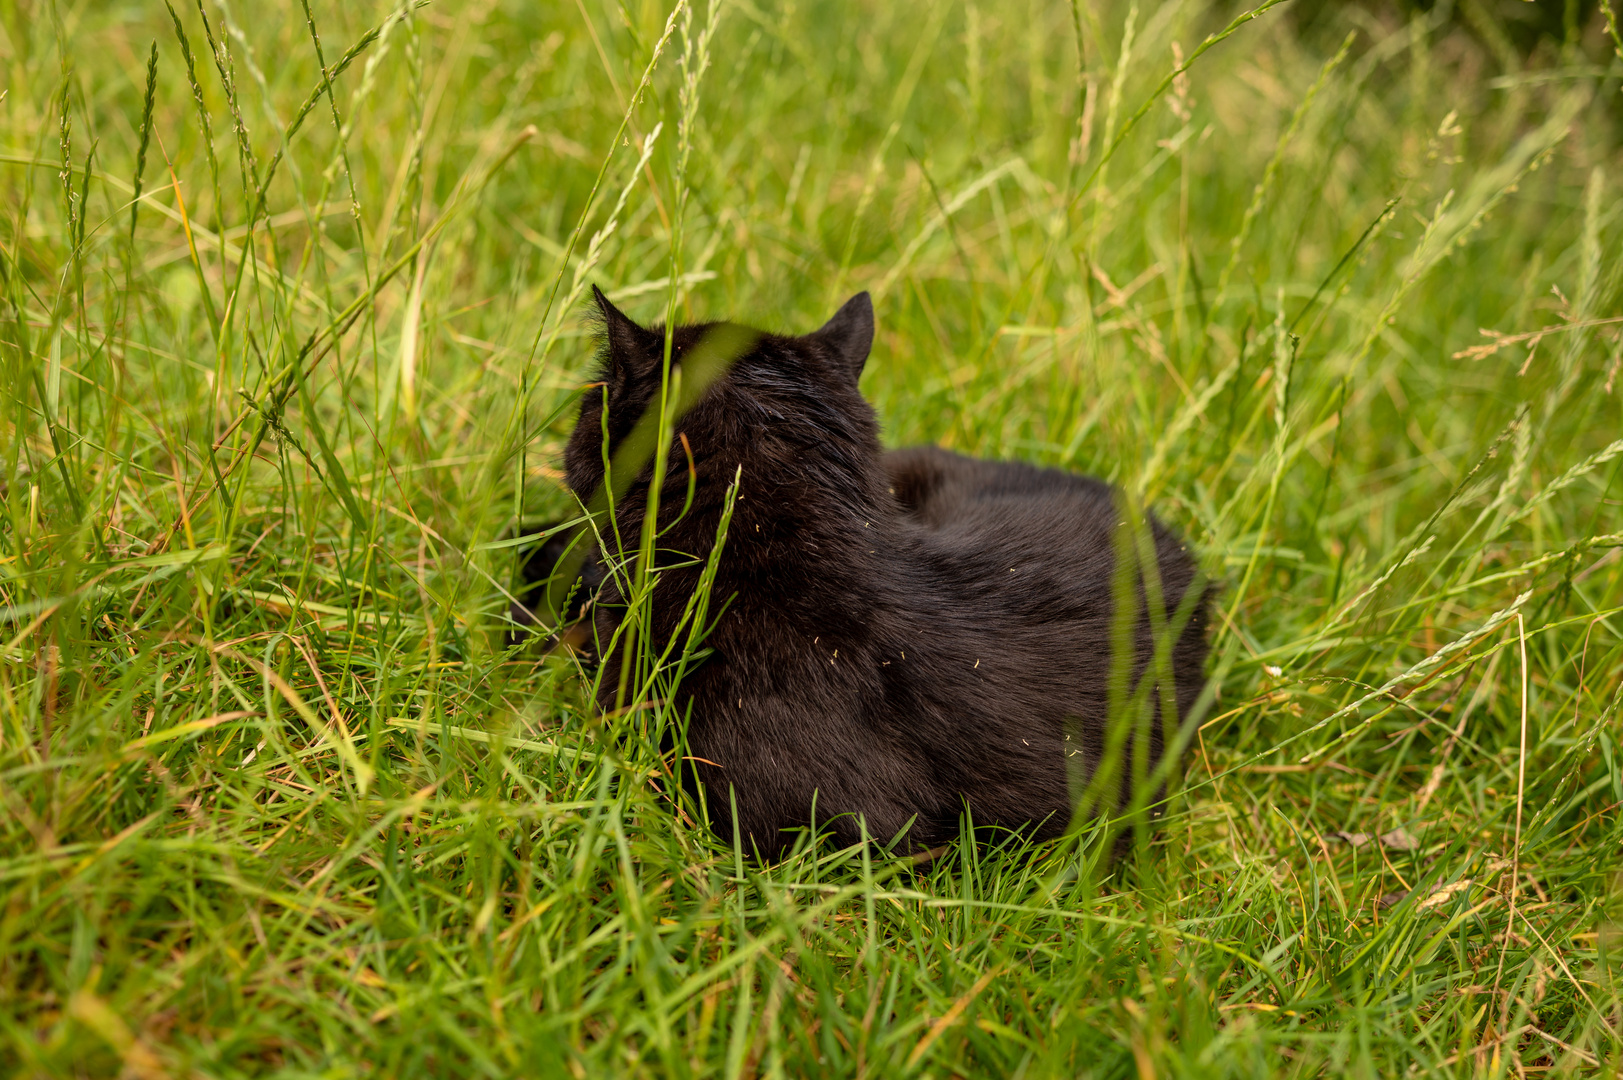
[3,0,1623,1075]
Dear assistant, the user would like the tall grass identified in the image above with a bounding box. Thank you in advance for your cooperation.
[2,0,1621,1075]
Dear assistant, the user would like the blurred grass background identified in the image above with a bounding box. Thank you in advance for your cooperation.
[2,0,1622,1075]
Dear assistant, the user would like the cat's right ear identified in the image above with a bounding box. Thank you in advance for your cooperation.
[593,285,658,386]
[809,291,874,383]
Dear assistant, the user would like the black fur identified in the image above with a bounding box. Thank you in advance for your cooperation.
[536,287,1209,858]
[509,528,603,654]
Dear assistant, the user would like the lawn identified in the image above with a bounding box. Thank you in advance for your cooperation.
[2,0,1622,1075]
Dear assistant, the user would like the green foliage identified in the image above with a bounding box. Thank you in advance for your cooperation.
[1,0,1621,1075]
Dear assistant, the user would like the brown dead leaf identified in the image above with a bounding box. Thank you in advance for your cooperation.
[1379,828,1419,851]
[1329,827,1420,850]
[1416,879,1475,913]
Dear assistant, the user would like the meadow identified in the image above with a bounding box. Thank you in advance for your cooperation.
[2,0,1622,1075]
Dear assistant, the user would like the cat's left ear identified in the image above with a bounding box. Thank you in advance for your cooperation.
[809,292,874,382]
[593,284,660,387]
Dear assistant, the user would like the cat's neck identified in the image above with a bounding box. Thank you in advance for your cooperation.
[727,470,899,612]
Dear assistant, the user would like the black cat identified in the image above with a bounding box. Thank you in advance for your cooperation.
[519,288,1209,858]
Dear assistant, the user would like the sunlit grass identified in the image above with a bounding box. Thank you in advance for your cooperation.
[2,0,1621,1075]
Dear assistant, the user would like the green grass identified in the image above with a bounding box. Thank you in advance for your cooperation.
[3,0,1623,1075]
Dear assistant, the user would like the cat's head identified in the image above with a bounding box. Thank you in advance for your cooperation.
[563,288,880,515]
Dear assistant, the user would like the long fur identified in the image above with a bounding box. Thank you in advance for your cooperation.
[534,288,1210,858]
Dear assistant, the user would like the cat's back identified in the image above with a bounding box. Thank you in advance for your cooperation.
[887,445,1121,570]
[884,445,1199,621]
[885,445,1112,527]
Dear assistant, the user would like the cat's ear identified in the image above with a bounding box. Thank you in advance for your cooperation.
[809,291,874,382]
[593,285,658,385]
